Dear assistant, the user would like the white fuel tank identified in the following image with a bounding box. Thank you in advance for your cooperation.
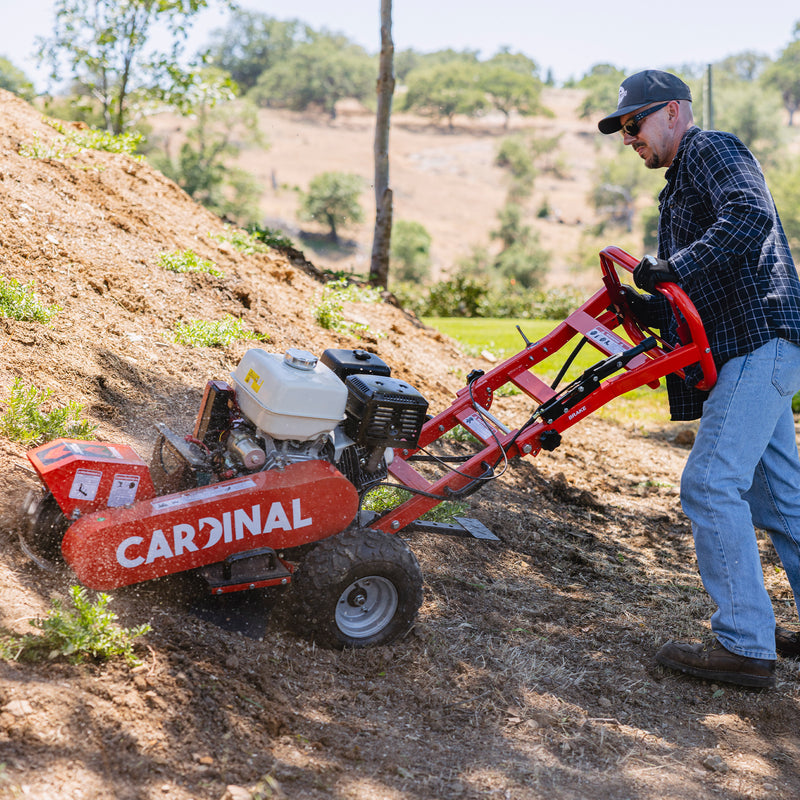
[231,349,347,441]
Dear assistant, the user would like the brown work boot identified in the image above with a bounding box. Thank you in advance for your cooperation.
[775,626,800,659]
[656,640,775,688]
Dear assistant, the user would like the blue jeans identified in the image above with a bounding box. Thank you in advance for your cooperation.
[680,337,800,660]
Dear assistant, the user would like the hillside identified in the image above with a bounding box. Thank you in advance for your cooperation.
[148,88,618,290]
[0,88,799,800]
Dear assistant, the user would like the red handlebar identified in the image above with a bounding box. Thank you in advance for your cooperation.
[599,246,717,391]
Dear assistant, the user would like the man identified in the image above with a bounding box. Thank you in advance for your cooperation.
[598,69,800,688]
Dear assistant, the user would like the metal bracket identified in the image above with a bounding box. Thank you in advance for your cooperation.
[405,516,499,541]
[199,547,292,592]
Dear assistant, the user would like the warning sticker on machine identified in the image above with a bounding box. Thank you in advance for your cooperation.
[108,474,141,507]
[586,326,627,355]
[69,469,103,502]
[150,478,257,512]
[461,412,494,440]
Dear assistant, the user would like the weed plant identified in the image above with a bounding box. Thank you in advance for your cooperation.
[159,250,223,277]
[441,426,481,444]
[1,586,151,666]
[0,378,96,446]
[19,132,75,160]
[49,120,143,158]
[209,224,294,255]
[0,276,60,323]
[173,315,269,347]
[20,119,143,161]
[245,223,295,251]
[363,484,468,523]
[313,278,381,337]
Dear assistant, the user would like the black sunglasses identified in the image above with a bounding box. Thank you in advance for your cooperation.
[620,101,669,137]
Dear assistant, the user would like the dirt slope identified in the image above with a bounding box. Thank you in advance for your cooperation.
[0,89,799,800]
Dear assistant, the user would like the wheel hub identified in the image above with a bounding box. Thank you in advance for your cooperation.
[335,576,398,639]
[347,586,368,607]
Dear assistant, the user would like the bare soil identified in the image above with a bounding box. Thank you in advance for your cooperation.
[0,88,799,800]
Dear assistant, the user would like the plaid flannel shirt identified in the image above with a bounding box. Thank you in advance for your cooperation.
[645,126,800,420]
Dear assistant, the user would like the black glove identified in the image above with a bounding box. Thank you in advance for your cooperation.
[617,285,653,326]
[633,255,677,293]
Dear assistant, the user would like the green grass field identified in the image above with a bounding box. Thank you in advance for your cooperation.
[423,316,672,425]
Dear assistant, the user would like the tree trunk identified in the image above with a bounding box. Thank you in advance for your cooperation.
[369,0,395,289]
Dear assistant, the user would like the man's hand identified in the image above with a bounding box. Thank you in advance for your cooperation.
[617,285,653,325]
[633,255,677,293]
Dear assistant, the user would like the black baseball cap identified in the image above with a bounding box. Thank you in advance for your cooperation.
[598,69,692,134]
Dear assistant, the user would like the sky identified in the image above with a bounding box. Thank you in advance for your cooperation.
[2,0,799,91]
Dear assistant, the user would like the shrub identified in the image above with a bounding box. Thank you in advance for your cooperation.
[0,378,96,446]
[422,274,489,317]
[390,220,432,282]
[393,279,585,320]
[495,136,536,183]
[495,238,550,289]
[299,171,364,242]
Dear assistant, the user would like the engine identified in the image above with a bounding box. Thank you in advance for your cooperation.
[150,348,429,497]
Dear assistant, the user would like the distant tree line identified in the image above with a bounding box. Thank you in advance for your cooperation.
[205,9,550,127]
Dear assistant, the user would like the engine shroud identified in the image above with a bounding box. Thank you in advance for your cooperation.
[344,374,428,450]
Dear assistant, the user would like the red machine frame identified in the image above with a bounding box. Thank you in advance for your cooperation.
[369,246,715,534]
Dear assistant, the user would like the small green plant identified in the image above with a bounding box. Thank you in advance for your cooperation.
[159,250,223,278]
[173,315,269,347]
[53,122,143,158]
[363,485,468,523]
[21,586,150,665]
[0,634,22,662]
[19,119,143,162]
[441,426,481,444]
[312,278,381,337]
[209,225,276,255]
[494,383,522,397]
[313,285,349,331]
[19,132,75,160]
[0,275,61,323]
[245,223,294,250]
[0,378,97,446]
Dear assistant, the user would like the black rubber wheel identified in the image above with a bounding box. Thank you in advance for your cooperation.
[22,491,69,565]
[291,528,423,649]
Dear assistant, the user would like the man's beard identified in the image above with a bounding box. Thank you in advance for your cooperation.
[634,141,665,170]
[643,148,664,169]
